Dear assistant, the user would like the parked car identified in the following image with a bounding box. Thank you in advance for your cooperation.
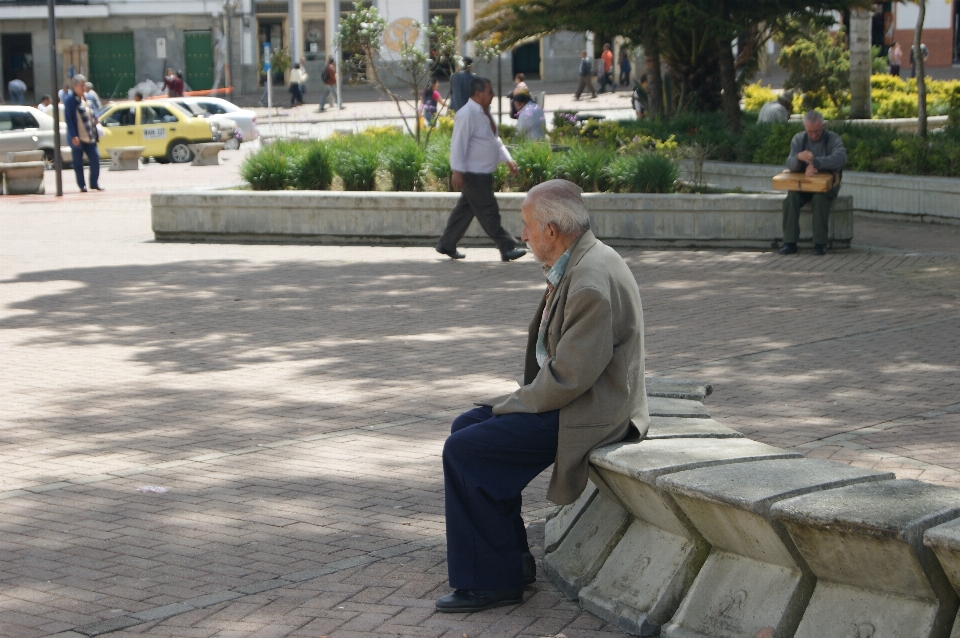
[97,101,219,163]
[173,97,259,148]
[0,105,71,165]
[167,99,238,146]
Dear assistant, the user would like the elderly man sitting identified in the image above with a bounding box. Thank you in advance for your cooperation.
[436,179,650,612]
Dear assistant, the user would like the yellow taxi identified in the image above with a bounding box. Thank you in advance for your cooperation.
[97,100,218,163]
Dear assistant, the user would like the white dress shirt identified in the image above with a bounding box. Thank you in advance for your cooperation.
[450,98,512,174]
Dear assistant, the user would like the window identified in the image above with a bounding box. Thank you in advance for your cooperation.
[102,108,136,127]
[197,101,228,115]
[141,105,178,124]
[0,110,40,131]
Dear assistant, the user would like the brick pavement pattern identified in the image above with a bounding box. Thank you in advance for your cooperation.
[1,157,959,637]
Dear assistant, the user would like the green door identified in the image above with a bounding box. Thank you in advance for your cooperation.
[85,33,136,99]
[184,31,213,91]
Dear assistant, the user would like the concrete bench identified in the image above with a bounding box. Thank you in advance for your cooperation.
[925,519,960,638]
[108,146,145,171]
[188,143,224,166]
[771,480,960,638]
[645,378,714,402]
[546,438,800,636]
[657,458,894,638]
[7,150,45,163]
[645,416,742,440]
[648,396,709,419]
[0,161,45,195]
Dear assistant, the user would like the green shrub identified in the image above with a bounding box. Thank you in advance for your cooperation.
[293,142,334,190]
[241,144,293,190]
[607,152,678,193]
[499,124,518,144]
[381,137,425,191]
[425,135,452,183]
[511,142,556,191]
[333,136,380,191]
[554,145,611,192]
[749,123,803,165]
[493,163,509,191]
[743,82,778,112]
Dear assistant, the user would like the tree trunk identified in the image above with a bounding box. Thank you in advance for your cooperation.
[849,7,873,119]
[644,46,664,120]
[915,0,927,137]
[717,36,742,135]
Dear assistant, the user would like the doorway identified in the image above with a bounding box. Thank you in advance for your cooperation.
[2,33,34,102]
[184,30,214,91]
[512,41,540,79]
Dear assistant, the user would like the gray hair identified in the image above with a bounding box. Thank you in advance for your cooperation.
[469,76,490,97]
[71,73,87,86]
[804,110,824,126]
[526,179,591,235]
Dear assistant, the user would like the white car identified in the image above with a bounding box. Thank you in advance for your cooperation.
[0,105,71,164]
[173,97,259,148]
[167,99,238,146]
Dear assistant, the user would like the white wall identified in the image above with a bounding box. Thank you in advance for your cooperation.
[896,0,953,30]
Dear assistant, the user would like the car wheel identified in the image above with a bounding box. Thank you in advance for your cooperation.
[42,148,55,169]
[167,141,193,163]
[223,137,240,150]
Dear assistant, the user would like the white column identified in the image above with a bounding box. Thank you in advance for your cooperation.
[290,0,302,60]
[242,0,255,65]
[461,0,474,56]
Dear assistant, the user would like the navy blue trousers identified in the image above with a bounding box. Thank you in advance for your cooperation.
[70,140,100,190]
[443,406,559,590]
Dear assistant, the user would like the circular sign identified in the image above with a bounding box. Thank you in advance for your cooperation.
[307,28,322,43]
[383,18,419,53]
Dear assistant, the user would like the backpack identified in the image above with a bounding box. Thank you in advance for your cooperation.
[321,67,330,83]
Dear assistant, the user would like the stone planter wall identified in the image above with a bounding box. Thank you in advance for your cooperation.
[545,378,960,638]
[151,190,854,249]
[681,160,960,225]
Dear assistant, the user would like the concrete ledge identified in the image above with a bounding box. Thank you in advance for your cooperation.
[1,161,45,195]
[682,160,960,225]
[189,142,223,166]
[771,480,960,638]
[925,519,960,638]
[108,146,145,171]
[658,458,893,638]
[150,190,854,249]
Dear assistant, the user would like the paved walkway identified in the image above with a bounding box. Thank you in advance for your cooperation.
[1,159,959,638]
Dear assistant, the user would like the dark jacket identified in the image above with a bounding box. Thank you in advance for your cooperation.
[450,70,474,112]
[579,58,593,77]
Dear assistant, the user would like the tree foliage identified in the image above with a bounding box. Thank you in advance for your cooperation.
[779,28,851,110]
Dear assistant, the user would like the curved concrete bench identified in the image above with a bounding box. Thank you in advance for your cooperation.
[108,146,145,171]
[542,379,960,638]
[189,142,224,166]
[1,161,45,195]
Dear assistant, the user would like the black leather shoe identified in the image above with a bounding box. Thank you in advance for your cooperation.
[90,185,105,191]
[812,244,827,255]
[501,248,526,262]
[435,588,524,613]
[522,552,536,585]
[436,244,465,259]
[778,243,798,255]
[78,186,87,193]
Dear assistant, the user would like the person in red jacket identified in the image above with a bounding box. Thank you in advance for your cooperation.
[163,69,184,97]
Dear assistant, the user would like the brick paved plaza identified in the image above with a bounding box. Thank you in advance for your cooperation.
[2,153,960,637]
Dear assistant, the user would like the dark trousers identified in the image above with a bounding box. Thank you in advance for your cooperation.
[70,140,100,190]
[598,72,614,93]
[438,172,517,254]
[782,185,839,246]
[290,84,303,106]
[443,406,559,590]
[575,76,596,99]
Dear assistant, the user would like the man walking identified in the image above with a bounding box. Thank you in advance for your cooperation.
[8,78,27,105]
[574,51,596,100]
[779,111,846,256]
[598,43,614,93]
[436,78,526,262]
[64,74,103,193]
[449,56,475,112]
[436,179,649,612]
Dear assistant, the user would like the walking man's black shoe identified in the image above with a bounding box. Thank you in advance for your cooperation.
[436,245,465,259]
[778,243,798,255]
[501,248,526,262]
[435,588,524,613]
[812,244,827,255]
[522,551,536,584]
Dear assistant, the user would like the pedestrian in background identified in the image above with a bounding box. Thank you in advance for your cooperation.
[632,74,649,119]
[450,56,475,112]
[598,43,614,93]
[910,43,928,78]
[435,77,525,262]
[574,51,596,100]
[288,63,305,106]
[421,76,444,126]
[37,94,54,114]
[84,81,103,113]
[299,56,309,97]
[618,49,631,86]
[318,57,342,111]
[64,74,103,193]
[163,70,184,97]
[8,78,27,105]
[888,42,902,78]
[507,73,528,119]
[513,91,546,140]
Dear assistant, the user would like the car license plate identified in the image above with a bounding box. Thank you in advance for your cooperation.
[143,127,166,140]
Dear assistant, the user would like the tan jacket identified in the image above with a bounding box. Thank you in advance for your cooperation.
[486,230,649,505]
